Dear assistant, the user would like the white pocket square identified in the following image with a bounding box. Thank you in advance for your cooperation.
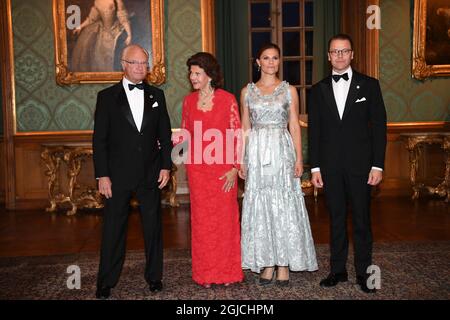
[152,101,159,108]
[355,97,367,103]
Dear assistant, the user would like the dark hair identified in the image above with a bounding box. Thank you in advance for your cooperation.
[186,52,223,88]
[255,43,281,60]
[328,34,354,51]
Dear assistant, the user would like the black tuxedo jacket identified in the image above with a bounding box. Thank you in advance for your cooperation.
[308,71,387,176]
[93,81,172,189]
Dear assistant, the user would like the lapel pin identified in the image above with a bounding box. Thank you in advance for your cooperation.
[356,85,360,89]
[150,95,153,99]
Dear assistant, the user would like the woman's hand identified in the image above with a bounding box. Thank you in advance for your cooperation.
[238,164,247,180]
[294,160,303,178]
[73,26,82,36]
[219,168,238,192]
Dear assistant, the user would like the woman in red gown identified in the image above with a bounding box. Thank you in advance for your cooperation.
[181,52,243,288]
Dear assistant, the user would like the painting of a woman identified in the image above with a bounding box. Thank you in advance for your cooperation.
[425,1,450,65]
[70,0,135,71]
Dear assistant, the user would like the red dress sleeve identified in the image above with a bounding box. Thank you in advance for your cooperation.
[181,96,190,132]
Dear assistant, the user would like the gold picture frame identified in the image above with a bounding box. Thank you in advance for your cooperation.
[52,0,165,85]
[412,0,450,80]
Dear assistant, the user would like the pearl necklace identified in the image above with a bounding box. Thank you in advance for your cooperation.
[199,89,214,107]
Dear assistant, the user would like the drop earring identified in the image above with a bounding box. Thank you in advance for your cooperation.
[208,79,213,93]
[257,65,261,72]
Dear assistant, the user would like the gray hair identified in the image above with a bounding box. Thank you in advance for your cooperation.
[120,44,150,61]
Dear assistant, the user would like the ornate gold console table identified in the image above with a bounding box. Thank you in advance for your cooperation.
[400,132,449,202]
[41,143,103,215]
[41,143,178,216]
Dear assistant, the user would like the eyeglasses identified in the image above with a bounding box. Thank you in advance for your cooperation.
[121,60,149,67]
[328,49,352,57]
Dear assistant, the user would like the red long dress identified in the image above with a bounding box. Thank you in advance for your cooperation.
[181,89,244,285]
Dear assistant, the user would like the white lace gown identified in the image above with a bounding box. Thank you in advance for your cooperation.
[241,81,318,273]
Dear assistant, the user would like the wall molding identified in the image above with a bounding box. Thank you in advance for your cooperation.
[342,0,380,78]
[0,0,17,209]
[201,0,215,54]
[14,130,93,138]
[387,121,449,134]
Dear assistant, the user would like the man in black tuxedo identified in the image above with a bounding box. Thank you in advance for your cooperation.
[308,34,387,293]
[93,44,172,299]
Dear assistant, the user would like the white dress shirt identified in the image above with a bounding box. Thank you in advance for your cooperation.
[122,77,144,132]
[311,67,382,173]
[332,66,352,120]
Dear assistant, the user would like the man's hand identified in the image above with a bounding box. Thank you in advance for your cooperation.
[98,177,112,199]
[367,169,383,186]
[311,171,324,188]
[158,169,171,189]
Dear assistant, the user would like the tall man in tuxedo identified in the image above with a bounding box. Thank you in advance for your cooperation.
[308,34,387,293]
[93,44,172,299]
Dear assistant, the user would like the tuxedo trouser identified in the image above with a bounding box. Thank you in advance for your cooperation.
[322,171,373,277]
[97,181,163,288]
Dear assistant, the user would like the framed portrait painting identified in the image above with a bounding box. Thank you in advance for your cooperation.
[52,0,165,85]
[412,0,450,80]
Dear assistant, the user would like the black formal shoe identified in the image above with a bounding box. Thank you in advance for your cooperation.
[275,279,289,287]
[149,280,163,293]
[356,276,377,294]
[259,277,273,286]
[258,268,275,286]
[95,286,111,299]
[319,272,348,287]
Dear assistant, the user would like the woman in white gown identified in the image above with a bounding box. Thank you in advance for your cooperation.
[239,43,318,286]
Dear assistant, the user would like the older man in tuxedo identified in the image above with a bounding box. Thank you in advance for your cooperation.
[308,34,387,293]
[93,44,172,299]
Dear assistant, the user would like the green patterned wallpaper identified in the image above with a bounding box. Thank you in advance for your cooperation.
[160,0,202,127]
[380,0,450,122]
[13,0,448,130]
[12,0,201,131]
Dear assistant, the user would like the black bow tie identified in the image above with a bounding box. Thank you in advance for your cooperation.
[128,83,145,90]
[332,73,349,82]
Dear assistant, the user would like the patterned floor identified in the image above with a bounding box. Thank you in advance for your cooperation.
[0,241,449,300]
